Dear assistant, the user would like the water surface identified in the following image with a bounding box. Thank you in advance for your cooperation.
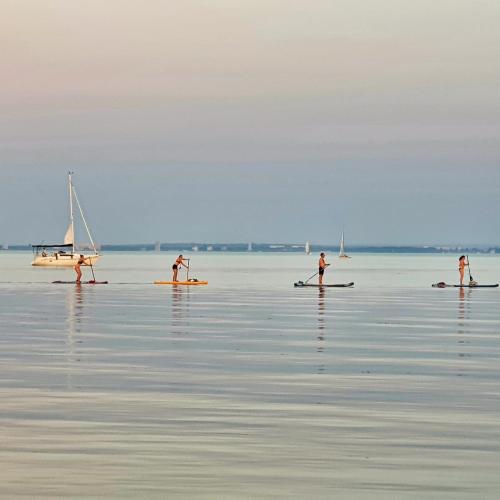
[1,252,499,498]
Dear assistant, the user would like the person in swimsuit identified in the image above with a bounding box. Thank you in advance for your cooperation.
[74,254,89,283]
[318,252,330,285]
[172,255,188,282]
[458,255,469,285]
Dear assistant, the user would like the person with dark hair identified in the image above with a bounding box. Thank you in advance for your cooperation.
[458,255,469,285]
[172,255,188,282]
[318,252,330,285]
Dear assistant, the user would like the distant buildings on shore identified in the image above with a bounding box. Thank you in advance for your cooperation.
[2,243,498,254]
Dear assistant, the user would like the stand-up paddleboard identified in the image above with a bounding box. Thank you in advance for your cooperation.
[154,280,208,285]
[432,282,498,288]
[294,281,354,288]
[52,280,108,284]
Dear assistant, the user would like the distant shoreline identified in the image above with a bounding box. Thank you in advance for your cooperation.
[2,243,498,254]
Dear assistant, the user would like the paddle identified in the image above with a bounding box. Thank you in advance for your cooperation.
[88,256,97,283]
[303,263,330,284]
[466,255,477,285]
[303,270,319,284]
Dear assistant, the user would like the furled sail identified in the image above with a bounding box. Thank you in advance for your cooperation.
[63,223,74,245]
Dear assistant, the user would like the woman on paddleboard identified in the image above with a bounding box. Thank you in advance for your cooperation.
[318,252,330,285]
[172,255,188,282]
[74,255,89,283]
[458,255,469,285]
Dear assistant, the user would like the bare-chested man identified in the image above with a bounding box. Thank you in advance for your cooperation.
[318,252,330,285]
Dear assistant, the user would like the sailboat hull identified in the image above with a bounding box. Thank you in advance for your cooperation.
[32,253,100,267]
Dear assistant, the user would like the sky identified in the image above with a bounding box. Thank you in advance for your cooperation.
[1,0,499,245]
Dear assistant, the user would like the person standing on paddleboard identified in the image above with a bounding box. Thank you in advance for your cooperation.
[458,255,469,285]
[172,255,188,282]
[318,252,330,285]
[74,255,90,283]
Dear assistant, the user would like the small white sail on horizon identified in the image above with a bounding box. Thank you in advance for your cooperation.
[339,230,351,259]
[305,241,311,255]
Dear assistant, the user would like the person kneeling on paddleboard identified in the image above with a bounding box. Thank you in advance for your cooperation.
[319,252,330,285]
[172,255,188,282]
[74,255,90,283]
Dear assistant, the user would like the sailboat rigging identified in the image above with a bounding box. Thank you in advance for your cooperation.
[31,173,101,267]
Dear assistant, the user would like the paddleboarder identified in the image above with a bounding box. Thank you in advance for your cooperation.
[172,255,189,282]
[74,254,90,283]
[458,255,469,285]
[318,252,330,285]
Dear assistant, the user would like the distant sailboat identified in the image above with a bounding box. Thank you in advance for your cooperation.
[31,172,101,267]
[339,230,351,259]
[305,241,311,255]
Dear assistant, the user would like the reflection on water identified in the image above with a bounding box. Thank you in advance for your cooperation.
[317,287,325,334]
[457,287,472,372]
[65,285,85,389]
[457,287,471,334]
[317,287,325,374]
[2,252,500,498]
[171,285,190,333]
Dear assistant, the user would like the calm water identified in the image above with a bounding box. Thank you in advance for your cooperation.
[1,252,500,498]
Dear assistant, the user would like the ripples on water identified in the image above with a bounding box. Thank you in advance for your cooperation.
[1,253,500,498]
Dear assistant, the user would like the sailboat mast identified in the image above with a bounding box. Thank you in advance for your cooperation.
[339,230,344,256]
[68,172,75,254]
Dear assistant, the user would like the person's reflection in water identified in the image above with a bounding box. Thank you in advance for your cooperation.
[317,287,326,374]
[458,287,466,322]
[171,285,190,335]
[66,284,85,389]
[317,287,325,336]
[457,287,472,374]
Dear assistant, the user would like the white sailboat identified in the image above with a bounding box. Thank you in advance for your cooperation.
[339,230,351,259]
[32,173,101,267]
[305,241,311,255]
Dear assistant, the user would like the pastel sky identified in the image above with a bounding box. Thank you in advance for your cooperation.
[1,0,499,245]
